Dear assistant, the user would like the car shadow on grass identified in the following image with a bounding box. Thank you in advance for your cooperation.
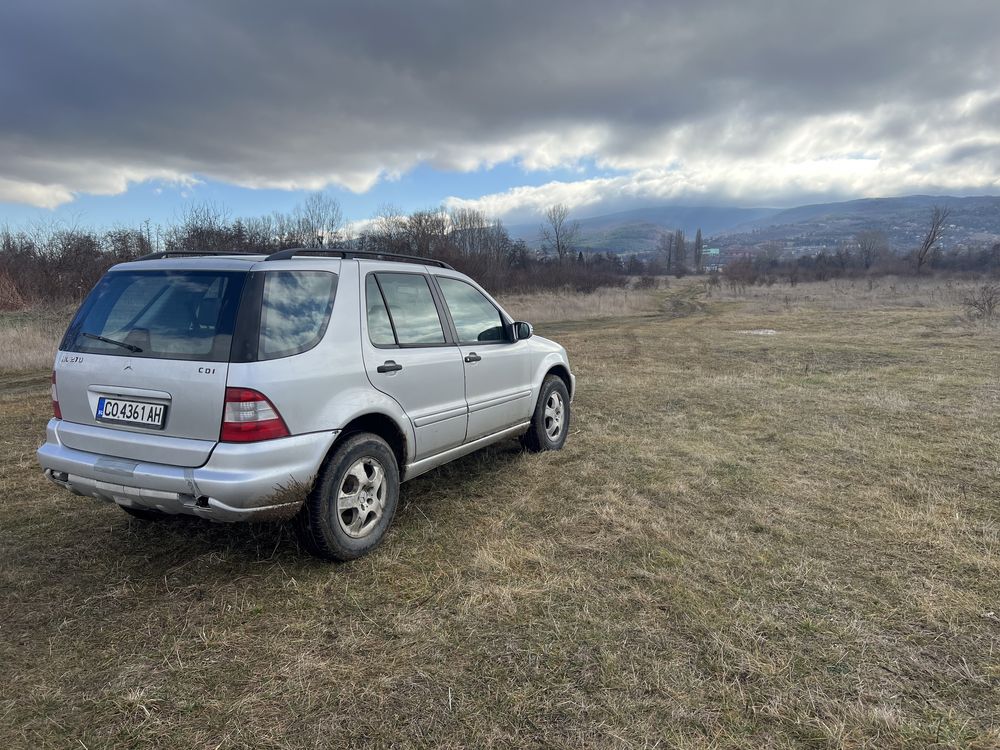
[99,438,529,569]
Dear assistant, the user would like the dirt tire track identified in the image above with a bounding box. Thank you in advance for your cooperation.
[0,370,50,398]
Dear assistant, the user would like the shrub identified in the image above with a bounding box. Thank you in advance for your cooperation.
[962,284,1000,320]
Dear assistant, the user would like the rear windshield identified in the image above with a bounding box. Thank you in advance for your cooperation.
[62,271,247,362]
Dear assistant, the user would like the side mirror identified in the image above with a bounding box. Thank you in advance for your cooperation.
[513,321,533,341]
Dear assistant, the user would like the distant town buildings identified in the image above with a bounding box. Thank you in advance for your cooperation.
[702,247,723,271]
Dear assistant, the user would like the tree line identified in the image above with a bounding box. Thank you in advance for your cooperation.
[722,206,1000,289]
[656,227,705,275]
[5,197,992,310]
[0,197,636,308]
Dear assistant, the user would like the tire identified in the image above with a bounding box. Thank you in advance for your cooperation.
[522,374,571,452]
[295,432,400,561]
[120,505,171,521]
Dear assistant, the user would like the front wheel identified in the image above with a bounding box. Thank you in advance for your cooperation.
[522,375,571,452]
[295,432,400,561]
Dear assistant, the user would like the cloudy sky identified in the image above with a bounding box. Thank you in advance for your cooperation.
[1,0,998,227]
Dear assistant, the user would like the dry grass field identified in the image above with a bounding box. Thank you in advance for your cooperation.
[0,305,75,374]
[2,278,999,748]
[497,285,662,323]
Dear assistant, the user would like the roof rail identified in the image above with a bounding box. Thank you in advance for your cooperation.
[133,250,263,262]
[264,247,454,270]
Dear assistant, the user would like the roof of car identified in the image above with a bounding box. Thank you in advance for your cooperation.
[111,255,269,272]
[262,248,452,268]
[110,249,455,273]
[112,247,454,270]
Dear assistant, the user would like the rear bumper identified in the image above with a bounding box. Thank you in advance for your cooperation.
[37,419,338,522]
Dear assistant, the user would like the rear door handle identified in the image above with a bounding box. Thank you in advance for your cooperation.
[464,352,481,363]
[377,360,403,373]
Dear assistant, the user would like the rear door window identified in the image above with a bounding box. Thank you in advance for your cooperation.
[369,273,447,346]
[62,271,246,362]
[258,271,337,360]
[365,274,396,346]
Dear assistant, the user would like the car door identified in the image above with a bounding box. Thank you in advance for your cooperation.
[433,275,533,442]
[360,268,468,460]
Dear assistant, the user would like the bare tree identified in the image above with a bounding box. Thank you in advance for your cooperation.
[295,192,343,247]
[481,217,513,264]
[104,227,153,261]
[673,229,686,275]
[361,203,408,254]
[915,206,950,274]
[962,284,1000,320]
[693,228,704,274]
[450,207,492,257]
[167,202,232,253]
[834,241,854,271]
[855,229,888,270]
[657,231,675,272]
[540,204,580,262]
[405,209,449,257]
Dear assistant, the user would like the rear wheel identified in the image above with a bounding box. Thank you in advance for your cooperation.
[295,432,400,561]
[522,374,571,452]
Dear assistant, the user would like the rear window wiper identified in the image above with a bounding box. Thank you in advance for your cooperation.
[81,332,143,353]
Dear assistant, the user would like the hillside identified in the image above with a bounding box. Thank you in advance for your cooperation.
[513,195,1000,255]
[508,205,779,252]
[718,195,1000,253]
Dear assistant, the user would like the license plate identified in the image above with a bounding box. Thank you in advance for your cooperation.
[96,397,166,429]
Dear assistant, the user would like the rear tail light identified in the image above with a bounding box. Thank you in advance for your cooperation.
[220,387,289,442]
[51,371,62,419]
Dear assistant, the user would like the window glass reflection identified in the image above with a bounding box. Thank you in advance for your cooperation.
[259,271,336,359]
[437,277,504,343]
[366,275,395,346]
[376,273,445,345]
[64,271,243,362]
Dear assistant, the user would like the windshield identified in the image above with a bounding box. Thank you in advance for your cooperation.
[62,270,247,362]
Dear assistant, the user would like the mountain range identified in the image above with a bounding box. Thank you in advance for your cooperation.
[508,195,1000,255]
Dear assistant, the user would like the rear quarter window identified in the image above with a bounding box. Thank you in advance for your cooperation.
[258,270,337,360]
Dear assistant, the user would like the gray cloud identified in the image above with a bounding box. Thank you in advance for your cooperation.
[0,0,998,212]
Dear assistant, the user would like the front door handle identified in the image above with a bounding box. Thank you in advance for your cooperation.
[464,352,481,363]
[377,360,403,373]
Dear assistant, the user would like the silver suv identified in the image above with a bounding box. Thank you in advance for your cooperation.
[37,250,574,560]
